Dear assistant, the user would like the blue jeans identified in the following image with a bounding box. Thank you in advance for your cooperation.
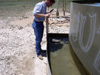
[32,21,44,56]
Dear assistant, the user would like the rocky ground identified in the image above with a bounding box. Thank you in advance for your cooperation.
[0,8,70,75]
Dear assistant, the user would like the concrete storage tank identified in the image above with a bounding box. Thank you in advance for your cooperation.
[69,0,100,75]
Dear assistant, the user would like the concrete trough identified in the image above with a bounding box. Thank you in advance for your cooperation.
[47,0,100,75]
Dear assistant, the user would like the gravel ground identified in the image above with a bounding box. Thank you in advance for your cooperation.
[0,7,70,75]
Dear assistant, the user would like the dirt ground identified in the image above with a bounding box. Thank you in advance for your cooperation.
[0,8,70,75]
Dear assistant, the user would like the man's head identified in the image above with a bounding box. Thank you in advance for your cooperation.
[45,0,55,7]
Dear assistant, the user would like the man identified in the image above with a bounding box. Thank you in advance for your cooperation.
[32,0,55,60]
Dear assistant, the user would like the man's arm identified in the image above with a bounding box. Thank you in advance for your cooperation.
[34,13,50,17]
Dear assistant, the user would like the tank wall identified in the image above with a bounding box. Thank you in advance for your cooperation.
[69,2,100,75]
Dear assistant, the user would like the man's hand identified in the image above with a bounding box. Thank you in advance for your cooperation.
[45,14,50,17]
[50,9,54,13]
[47,9,54,13]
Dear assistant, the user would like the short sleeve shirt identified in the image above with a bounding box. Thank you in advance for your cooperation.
[33,1,46,21]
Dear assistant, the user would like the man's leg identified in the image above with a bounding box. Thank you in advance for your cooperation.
[32,21,44,56]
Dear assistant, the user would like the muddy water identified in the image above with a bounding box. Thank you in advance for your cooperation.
[49,37,89,75]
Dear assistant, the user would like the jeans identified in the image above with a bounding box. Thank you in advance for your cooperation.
[32,20,44,56]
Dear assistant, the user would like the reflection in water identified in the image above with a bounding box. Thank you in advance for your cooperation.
[48,37,89,75]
